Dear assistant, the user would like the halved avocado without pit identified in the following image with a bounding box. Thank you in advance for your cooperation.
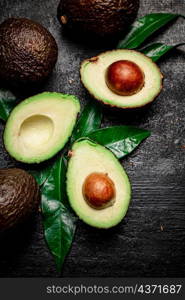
[67,139,131,229]
[4,92,80,164]
[80,49,163,109]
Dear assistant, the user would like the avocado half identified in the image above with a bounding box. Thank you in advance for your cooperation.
[80,50,163,109]
[4,92,80,164]
[67,139,131,229]
[0,168,40,232]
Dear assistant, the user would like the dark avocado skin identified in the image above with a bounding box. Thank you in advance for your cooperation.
[0,18,58,87]
[57,0,139,37]
[0,168,40,232]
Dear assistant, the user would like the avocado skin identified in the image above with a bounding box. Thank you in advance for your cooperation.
[0,168,40,232]
[57,0,139,37]
[0,18,58,87]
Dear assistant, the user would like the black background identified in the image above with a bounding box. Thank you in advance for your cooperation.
[0,0,185,277]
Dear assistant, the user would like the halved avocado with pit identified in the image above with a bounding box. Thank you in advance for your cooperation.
[4,92,80,164]
[80,49,163,109]
[67,139,131,229]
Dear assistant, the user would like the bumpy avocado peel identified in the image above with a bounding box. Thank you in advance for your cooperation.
[57,0,139,37]
[0,18,58,87]
[0,168,40,232]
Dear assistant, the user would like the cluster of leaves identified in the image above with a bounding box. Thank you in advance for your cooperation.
[34,102,150,271]
[0,13,184,273]
[0,93,150,271]
[118,13,185,60]
[0,89,18,121]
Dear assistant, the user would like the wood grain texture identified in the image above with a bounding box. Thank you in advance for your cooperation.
[0,0,185,277]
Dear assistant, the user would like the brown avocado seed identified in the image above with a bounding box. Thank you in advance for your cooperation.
[106,60,145,96]
[83,172,116,209]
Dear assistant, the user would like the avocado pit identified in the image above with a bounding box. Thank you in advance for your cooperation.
[105,60,145,96]
[83,172,116,209]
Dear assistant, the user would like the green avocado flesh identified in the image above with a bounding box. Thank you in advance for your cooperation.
[4,92,80,164]
[80,49,163,108]
[67,139,131,229]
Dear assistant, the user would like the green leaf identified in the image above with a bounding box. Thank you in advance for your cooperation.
[29,165,52,186]
[42,200,76,272]
[0,89,18,121]
[71,101,102,143]
[140,42,185,62]
[41,156,63,201]
[41,156,77,272]
[117,13,181,49]
[87,126,151,159]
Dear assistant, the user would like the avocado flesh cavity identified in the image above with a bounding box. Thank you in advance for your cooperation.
[0,168,40,232]
[81,50,163,108]
[67,139,131,229]
[4,92,80,164]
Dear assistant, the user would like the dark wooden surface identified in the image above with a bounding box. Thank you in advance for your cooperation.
[0,0,185,277]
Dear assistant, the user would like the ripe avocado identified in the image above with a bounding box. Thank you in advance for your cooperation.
[4,92,80,164]
[80,50,163,109]
[0,18,58,87]
[57,0,139,37]
[66,139,131,229]
[0,168,40,232]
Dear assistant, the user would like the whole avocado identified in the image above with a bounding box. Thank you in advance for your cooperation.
[57,0,139,37]
[0,168,40,231]
[0,18,58,87]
